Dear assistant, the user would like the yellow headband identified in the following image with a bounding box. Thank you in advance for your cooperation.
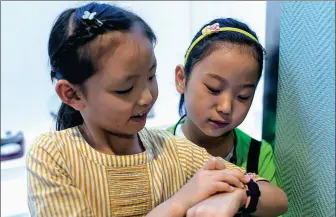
[184,23,258,65]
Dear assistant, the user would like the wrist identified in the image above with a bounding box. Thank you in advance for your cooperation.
[168,195,189,216]
[235,188,248,207]
[238,179,261,214]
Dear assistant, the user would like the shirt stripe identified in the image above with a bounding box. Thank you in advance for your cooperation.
[26,126,265,216]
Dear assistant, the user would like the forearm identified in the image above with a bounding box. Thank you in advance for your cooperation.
[146,198,185,217]
[252,181,288,217]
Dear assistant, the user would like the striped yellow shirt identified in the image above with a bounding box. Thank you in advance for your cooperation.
[26,126,265,217]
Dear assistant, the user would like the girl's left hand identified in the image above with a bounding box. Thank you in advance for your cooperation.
[186,188,247,217]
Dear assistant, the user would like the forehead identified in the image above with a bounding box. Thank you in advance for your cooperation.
[193,44,259,81]
[95,31,155,82]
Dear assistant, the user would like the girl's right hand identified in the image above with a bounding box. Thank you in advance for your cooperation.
[171,157,250,213]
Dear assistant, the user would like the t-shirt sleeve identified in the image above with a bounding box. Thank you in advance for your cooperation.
[258,140,279,186]
[26,134,95,217]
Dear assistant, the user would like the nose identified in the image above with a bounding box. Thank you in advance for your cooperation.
[138,87,153,107]
[217,93,233,115]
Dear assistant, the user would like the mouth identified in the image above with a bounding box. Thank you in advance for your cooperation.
[130,110,150,122]
[209,119,230,129]
[131,111,147,118]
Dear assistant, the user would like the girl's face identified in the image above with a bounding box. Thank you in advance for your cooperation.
[176,43,260,137]
[81,31,158,136]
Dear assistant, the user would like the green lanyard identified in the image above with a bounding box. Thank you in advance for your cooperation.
[173,115,238,164]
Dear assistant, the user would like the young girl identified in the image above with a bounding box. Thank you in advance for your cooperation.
[26,3,288,217]
[168,18,278,186]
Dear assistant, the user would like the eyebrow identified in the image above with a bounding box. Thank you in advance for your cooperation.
[205,73,256,88]
[149,61,157,72]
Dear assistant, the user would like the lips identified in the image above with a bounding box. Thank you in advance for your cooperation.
[129,109,152,123]
[210,119,230,124]
[209,119,230,129]
[131,111,146,118]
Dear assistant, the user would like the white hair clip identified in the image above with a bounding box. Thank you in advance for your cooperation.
[82,11,103,27]
[82,11,96,20]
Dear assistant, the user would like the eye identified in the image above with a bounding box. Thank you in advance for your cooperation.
[149,74,156,81]
[205,85,221,94]
[115,86,133,95]
[237,95,250,101]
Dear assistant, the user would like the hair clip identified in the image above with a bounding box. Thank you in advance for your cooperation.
[201,23,220,35]
[82,11,103,27]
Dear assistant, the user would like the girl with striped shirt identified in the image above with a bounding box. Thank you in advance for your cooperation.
[26,2,288,217]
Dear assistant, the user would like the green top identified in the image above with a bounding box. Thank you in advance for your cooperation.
[167,120,278,186]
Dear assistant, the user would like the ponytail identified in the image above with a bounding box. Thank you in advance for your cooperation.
[56,103,83,131]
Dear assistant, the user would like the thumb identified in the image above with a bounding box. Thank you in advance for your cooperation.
[202,156,226,170]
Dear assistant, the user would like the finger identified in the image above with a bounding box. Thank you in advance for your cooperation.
[202,157,226,170]
[202,157,217,170]
[213,157,226,170]
[214,181,234,193]
[214,170,249,187]
[211,170,244,188]
[227,170,250,183]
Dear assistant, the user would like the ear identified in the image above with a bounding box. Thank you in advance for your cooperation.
[175,64,187,94]
[55,80,85,111]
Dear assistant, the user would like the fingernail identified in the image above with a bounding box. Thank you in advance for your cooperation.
[245,174,251,182]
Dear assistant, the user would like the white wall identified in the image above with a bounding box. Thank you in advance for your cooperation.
[1,1,266,216]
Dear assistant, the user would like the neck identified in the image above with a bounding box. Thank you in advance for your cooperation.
[79,123,144,156]
[182,117,234,158]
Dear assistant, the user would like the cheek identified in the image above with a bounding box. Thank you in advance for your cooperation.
[185,83,214,117]
[88,92,133,119]
[151,80,159,103]
[232,102,252,123]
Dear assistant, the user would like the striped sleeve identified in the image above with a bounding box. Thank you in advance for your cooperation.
[26,134,94,217]
[173,136,268,182]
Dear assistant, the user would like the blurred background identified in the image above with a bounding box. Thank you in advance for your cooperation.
[1,1,335,217]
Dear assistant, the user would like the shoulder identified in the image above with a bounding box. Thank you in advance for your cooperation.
[260,139,274,155]
[235,128,275,164]
[235,128,273,152]
[26,127,78,164]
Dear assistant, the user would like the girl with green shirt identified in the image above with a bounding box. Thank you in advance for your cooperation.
[167,18,278,186]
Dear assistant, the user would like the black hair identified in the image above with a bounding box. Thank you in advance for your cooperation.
[179,18,265,116]
[48,2,156,131]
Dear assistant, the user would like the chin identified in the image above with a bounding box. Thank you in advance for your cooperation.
[202,128,223,137]
[130,122,147,134]
[105,124,146,138]
[203,127,231,138]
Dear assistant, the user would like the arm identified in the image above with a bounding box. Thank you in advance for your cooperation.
[146,157,250,217]
[251,181,288,217]
[146,198,185,217]
[26,135,94,217]
[187,180,288,217]
[183,140,287,216]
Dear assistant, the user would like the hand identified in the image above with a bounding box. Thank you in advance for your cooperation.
[186,188,247,217]
[171,157,250,213]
